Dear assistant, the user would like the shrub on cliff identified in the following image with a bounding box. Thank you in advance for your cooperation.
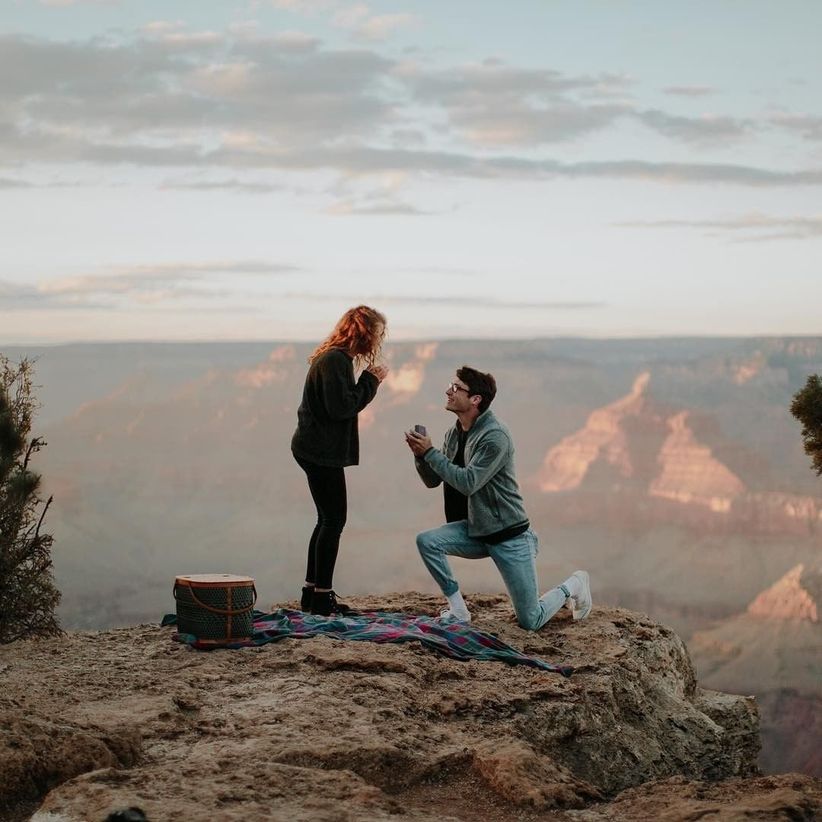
[0,355,61,643]
[791,374,822,477]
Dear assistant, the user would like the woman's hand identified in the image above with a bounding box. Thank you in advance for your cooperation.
[368,364,389,382]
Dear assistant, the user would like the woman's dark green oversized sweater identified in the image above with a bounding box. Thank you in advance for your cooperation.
[291,348,380,468]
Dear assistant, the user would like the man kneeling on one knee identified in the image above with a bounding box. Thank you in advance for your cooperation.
[405,365,592,630]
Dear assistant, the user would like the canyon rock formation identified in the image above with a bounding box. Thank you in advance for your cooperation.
[689,563,822,776]
[537,371,822,536]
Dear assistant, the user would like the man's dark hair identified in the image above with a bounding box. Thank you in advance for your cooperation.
[457,366,497,413]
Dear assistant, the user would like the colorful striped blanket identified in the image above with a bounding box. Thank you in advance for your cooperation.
[167,609,573,676]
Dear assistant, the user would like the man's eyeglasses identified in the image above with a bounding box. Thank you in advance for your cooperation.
[447,382,470,394]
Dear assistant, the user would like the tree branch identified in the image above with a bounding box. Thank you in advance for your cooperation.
[34,495,53,540]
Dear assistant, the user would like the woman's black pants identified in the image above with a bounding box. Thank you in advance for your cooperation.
[295,457,347,589]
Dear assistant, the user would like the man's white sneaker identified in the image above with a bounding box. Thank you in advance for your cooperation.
[438,608,471,624]
[569,570,592,621]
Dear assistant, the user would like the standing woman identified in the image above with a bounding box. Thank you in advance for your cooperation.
[291,305,389,616]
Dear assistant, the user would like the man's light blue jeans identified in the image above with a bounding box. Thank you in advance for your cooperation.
[415,521,566,630]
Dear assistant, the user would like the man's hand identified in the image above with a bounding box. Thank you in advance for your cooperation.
[368,364,389,382]
[405,429,433,457]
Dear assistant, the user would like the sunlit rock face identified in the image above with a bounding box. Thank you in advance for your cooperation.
[649,410,746,512]
[360,342,439,430]
[538,372,651,492]
[714,492,822,538]
[535,370,822,538]
[359,342,439,430]
[384,342,439,400]
[689,562,822,775]
[733,352,766,385]
[746,564,819,623]
[537,371,747,513]
[234,345,296,389]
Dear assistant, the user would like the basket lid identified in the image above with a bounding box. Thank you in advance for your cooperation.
[175,573,254,586]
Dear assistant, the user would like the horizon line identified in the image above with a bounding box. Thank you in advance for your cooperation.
[2,332,821,349]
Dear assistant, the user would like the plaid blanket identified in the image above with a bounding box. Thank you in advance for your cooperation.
[166,609,573,676]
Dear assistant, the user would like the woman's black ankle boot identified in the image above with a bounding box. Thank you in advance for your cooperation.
[311,590,333,616]
[310,590,355,617]
[301,586,314,611]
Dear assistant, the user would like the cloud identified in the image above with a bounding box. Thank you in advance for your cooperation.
[0,175,85,188]
[269,0,336,11]
[662,86,715,97]
[325,198,432,215]
[392,266,479,278]
[152,31,223,47]
[42,260,299,292]
[412,61,630,101]
[0,279,108,310]
[38,0,117,5]
[209,146,822,187]
[635,109,750,143]
[616,213,822,241]
[283,292,605,310]
[770,113,822,141]
[271,30,322,51]
[411,64,745,148]
[333,5,417,41]
[324,169,433,214]
[411,62,632,146]
[0,177,34,189]
[159,178,285,194]
[7,261,304,309]
[462,101,629,147]
[4,117,821,186]
[140,21,187,34]
[271,0,416,40]
[0,32,394,147]
[355,13,416,41]
[1,32,820,189]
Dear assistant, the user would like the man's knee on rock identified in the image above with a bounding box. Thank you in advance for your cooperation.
[516,611,542,631]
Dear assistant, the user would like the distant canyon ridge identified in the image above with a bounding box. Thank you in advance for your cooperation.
[4,336,821,776]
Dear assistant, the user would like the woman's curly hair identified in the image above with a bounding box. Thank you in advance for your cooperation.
[309,305,387,368]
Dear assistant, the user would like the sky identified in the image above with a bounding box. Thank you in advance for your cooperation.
[1,0,821,344]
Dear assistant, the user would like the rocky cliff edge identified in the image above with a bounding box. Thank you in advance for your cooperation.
[1,594,819,821]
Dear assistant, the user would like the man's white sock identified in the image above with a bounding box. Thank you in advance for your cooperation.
[446,590,470,618]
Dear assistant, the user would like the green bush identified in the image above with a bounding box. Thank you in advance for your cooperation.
[790,374,822,477]
[0,356,61,643]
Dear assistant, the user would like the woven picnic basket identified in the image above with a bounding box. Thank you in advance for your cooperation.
[173,574,256,645]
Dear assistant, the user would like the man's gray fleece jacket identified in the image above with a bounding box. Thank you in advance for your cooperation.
[415,409,529,538]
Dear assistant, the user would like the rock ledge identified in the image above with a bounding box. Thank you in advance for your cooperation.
[0,593,811,821]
